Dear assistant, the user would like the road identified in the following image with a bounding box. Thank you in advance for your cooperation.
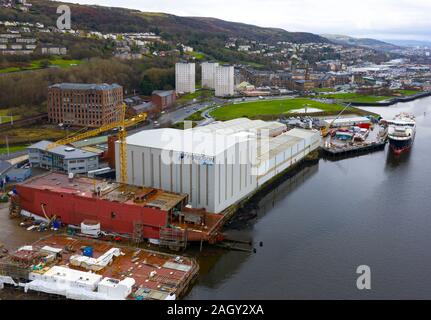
[127,98,227,134]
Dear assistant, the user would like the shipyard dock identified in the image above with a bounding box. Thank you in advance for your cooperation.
[320,116,388,158]
[321,140,386,157]
[0,234,198,300]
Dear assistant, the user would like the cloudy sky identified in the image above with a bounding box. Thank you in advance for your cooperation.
[73,0,431,41]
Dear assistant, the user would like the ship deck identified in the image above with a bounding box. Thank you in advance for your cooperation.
[23,172,187,212]
[12,234,199,300]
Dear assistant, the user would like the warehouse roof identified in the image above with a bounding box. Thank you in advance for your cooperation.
[284,128,320,139]
[323,116,370,126]
[28,140,99,159]
[194,118,286,135]
[126,128,249,157]
[152,90,175,97]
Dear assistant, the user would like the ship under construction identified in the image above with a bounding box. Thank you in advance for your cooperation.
[10,172,226,249]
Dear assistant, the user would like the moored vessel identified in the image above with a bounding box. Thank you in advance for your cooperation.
[387,113,416,155]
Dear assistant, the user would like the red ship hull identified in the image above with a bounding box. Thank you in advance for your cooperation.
[13,173,225,243]
[16,184,167,239]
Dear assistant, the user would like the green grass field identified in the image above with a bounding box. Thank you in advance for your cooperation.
[0,144,28,155]
[0,58,82,74]
[187,51,206,60]
[319,93,392,103]
[210,98,345,121]
[176,90,214,105]
[0,126,71,145]
[0,109,21,122]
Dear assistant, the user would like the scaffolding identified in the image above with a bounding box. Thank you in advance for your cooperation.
[0,257,31,283]
[132,222,143,244]
[159,227,188,251]
[9,195,20,218]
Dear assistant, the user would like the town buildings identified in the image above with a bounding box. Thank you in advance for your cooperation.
[151,90,176,110]
[215,65,235,97]
[47,83,123,127]
[175,62,195,94]
[40,45,67,55]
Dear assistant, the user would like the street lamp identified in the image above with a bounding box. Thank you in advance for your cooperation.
[303,103,310,114]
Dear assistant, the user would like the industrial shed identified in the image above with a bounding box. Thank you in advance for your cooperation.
[118,119,321,213]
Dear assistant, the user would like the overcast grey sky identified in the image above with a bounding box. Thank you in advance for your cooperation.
[72,0,431,41]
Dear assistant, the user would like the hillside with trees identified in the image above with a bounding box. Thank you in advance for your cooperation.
[0,0,330,113]
[1,0,329,44]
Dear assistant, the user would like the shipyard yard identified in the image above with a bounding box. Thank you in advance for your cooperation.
[0,96,429,299]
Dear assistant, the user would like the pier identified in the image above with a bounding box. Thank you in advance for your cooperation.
[321,141,387,157]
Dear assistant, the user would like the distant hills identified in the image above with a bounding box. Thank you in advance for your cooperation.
[0,0,329,44]
[321,34,400,52]
[384,39,431,48]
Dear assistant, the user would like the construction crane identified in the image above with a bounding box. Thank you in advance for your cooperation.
[46,104,147,184]
[320,103,352,137]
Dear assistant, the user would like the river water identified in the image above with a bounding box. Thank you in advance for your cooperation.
[1,97,431,300]
[186,96,431,299]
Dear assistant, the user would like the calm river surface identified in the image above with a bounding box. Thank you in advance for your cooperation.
[186,96,431,299]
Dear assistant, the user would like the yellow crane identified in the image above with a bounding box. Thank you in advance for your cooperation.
[46,104,147,184]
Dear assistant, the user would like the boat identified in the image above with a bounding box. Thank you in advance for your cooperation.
[335,130,353,141]
[387,112,416,155]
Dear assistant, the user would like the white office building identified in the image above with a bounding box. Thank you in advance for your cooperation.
[117,118,321,214]
[215,65,234,97]
[175,62,195,94]
[27,140,99,174]
[201,61,219,89]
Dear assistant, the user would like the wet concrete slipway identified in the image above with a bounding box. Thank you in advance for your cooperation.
[2,96,431,300]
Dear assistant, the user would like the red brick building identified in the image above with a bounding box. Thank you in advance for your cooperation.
[48,83,123,127]
[151,90,176,110]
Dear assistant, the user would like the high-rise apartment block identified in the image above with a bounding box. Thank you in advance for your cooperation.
[175,62,195,93]
[201,61,219,89]
[215,65,235,97]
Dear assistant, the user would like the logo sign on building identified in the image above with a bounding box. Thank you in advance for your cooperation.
[57,5,71,30]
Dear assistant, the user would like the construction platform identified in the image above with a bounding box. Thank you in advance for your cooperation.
[0,234,199,300]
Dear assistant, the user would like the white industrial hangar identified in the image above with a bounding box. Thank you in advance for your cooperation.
[116,118,321,213]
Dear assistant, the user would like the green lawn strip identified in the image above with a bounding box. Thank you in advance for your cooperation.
[184,105,214,122]
[210,98,344,121]
[0,144,28,155]
[0,109,21,121]
[396,89,421,96]
[319,93,392,103]
[0,67,20,74]
[0,127,72,145]
[176,90,214,104]
[0,59,82,74]
[187,51,206,60]
[49,59,82,68]
[312,87,337,93]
